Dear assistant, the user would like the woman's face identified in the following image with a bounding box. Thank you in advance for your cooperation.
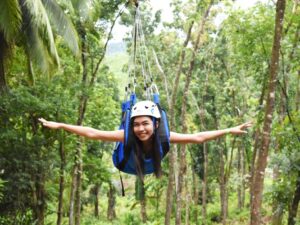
[133,116,154,142]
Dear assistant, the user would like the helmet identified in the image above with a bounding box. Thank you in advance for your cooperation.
[131,101,161,119]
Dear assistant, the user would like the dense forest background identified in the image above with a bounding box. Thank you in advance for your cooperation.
[0,0,299,224]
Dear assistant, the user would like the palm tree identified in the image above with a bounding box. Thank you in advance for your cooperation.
[0,0,79,90]
[0,0,21,91]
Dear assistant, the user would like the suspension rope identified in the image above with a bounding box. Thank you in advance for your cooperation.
[135,6,158,99]
[125,0,159,101]
[138,13,153,84]
[125,3,139,100]
[135,8,148,98]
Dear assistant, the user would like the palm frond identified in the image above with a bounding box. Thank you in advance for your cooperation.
[0,0,22,41]
[42,0,80,56]
[24,0,60,66]
[54,0,76,17]
[25,23,51,73]
[71,0,93,21]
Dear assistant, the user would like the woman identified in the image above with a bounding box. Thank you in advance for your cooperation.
[39,100,252,179]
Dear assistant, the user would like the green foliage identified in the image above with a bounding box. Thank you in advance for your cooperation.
[0,0,21,41]
[123,212,142,225]
[1,0,300,224]
[0,179,4,202]
[0,210,34,225]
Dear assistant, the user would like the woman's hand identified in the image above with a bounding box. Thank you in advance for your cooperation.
[228,121,253,135]
[38,118,62,129]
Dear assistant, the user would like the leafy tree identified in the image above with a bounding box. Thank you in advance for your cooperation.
[0,0,79,89]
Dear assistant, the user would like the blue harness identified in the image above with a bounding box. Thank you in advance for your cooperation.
[112,94,170,175]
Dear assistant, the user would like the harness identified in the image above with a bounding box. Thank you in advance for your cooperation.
[111,2,170,190]
[112,93,170,175]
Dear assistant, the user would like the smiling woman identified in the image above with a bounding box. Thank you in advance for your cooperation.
[39,100,252,180]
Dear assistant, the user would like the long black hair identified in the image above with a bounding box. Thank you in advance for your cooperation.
[131,117,162,181]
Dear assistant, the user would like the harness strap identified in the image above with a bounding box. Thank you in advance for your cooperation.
[116,94,136,171]
[157,106,170,156]
[119,170,125,196]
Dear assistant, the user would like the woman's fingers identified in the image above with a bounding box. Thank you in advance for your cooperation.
[38,118,47,123]
[38,118,60,129]
[230,121,253,135]
[240,121,253,129]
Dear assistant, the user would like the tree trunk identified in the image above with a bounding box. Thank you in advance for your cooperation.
[141,198,147,223]
[190,92,208,225]
[296,71,300,111]
[94,184,100,217]
[135,177,147,222]
[155,186,160,212]
[192,169,199,223]
[139,179,147,223]
[272,154,283,225]
[237,146,245,209]
[69,161,78,225]
[175,2,214,224]
[250,68,270,207]
[211,96,229,225]
[219,144,228,225]
[107,183,116,220]
[249,79,266,208]
[175,144,187,225]
[29,116,45,225]
[69,21,89,225]
[32,173,46,225]
[202,143,208,224]
[165,19,194,225]
[272,77,287,225]
[74,141,83,225]
[241,146,246,208]
[0,59,6,92]
[0,32,8,92]
[25,46,35,86]
[67,6,119,223]
[69,137,85,225]
[249,77,267,208]
[237,147,242,209]
[250,0,286,224]
[192,168,199,224]
[185,174,190,225]
[190,69,210,225]
[288,171,300,225]
[57,137,66,225]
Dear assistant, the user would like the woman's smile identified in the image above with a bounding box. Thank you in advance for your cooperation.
[133,116,154,141]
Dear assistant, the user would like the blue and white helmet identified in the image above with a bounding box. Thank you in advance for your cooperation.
[131,101,161,119]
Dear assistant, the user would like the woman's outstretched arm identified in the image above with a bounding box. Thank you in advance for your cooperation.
[169,121,252,144]
[38,118,124,142]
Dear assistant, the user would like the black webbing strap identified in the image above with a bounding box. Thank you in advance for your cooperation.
[156,104,170,156]
[119,170,125,196]
[116,111,134,171]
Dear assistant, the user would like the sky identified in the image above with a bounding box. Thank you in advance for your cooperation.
[110,0,268,42]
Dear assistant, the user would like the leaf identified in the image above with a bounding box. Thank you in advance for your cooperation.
[25,0,60,66]
[0,0,22,41]
[42,0,80,56]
